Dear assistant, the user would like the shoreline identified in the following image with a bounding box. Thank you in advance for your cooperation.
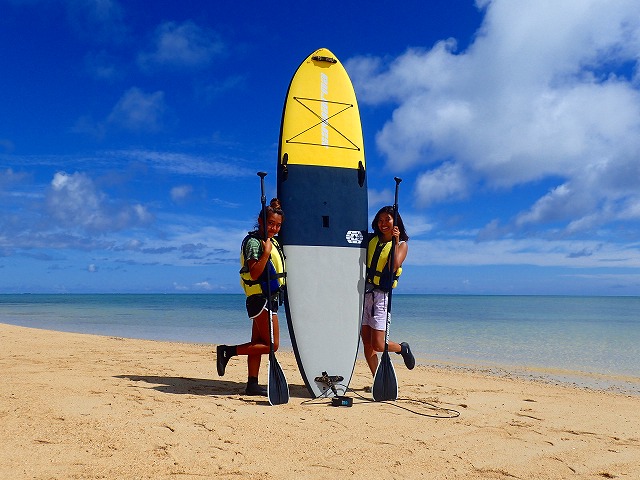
[3,319,638,397]
[2,293,638,391]
[2,323,639,479]
[421,360,640,397]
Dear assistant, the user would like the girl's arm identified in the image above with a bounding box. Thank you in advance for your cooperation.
[247,239,272,281]
[391,226,408,271]
[394,241,408,272]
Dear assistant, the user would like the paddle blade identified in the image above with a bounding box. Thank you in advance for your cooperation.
[267,353,289,406]
[372,351,398,402]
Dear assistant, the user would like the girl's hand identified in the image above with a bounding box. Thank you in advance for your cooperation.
[392,226,400,243]
[248,239,273,280]
[262,238,272,256]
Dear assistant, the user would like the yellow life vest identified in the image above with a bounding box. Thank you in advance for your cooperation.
[366,235,402,291]
[239,233,286,297]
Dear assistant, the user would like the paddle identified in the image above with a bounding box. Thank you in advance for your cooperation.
[372,177,402,402]
[257,171,289,406]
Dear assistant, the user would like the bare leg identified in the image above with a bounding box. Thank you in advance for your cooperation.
[361,325,377,375]
[236,309,279,377]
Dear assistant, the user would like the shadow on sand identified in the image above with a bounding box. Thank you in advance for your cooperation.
[114,374,310,400]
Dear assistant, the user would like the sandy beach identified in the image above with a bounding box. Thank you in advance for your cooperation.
[1,323,639,479]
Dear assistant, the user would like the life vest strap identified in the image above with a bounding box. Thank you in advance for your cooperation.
[366,237,400,291]
[241,272,286,287]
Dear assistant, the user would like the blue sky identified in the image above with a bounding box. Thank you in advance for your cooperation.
[2,0,640,295]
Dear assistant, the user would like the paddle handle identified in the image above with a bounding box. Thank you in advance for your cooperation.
[258,171,268,223]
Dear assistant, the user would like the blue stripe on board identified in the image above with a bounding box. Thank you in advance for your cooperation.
[277,164,367,247]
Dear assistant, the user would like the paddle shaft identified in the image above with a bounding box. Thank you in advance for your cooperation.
[257,172,290,405]
[371,176,402,402]
[383,177,402,353]
[257,172,275,353]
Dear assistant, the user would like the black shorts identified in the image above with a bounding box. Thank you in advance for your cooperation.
[246,294,279,319]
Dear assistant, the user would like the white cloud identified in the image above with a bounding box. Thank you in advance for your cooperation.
[367,187,394,211]
[173,282,189,291]
[84,50,122,81]
[138,21,225,71]
[407,237,640,269]
[171,184,193,202]
[118,149,254,177]
[46,171,153,233]
[117,239,144,251]
[107,87,166,132]
[0,168,28,189]
[415,162,468,207]
[194,280,214,290]
[347,0,640,236]
[66,0,128,44]
[399,213,433,238]
[516,184,585,227]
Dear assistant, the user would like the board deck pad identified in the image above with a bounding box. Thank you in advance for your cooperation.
[277,48,368,398]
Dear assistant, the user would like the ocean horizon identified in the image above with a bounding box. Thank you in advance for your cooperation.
[1,293,638,395]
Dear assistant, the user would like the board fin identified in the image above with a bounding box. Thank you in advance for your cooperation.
[314,371,344,397]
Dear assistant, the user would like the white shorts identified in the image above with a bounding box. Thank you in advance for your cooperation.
[362,288,389,331]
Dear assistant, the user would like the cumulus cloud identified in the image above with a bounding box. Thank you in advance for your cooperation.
[400,213,434,238]
[194,280,215,290]
[76,88,167,137]
[347,0,640,236]
[46,171,153,233]
[415,162,469,206]
[0,168,28,189]
[84,50,122,81]
[66,0,128,44]
[107,87,166,132]
[170,184,193,202]
[137,21,225,71]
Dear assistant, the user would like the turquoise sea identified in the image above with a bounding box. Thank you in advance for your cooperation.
[1,294,638,395]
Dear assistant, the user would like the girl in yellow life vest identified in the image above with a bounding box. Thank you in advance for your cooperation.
[361,205,415,376]
[216,198,286,396]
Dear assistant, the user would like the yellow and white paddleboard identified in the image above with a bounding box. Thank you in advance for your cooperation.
[277,48,367,398]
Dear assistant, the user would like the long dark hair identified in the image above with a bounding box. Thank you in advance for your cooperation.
[372,206,409,241]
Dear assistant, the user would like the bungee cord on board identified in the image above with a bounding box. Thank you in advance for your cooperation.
[300,383,461,419]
